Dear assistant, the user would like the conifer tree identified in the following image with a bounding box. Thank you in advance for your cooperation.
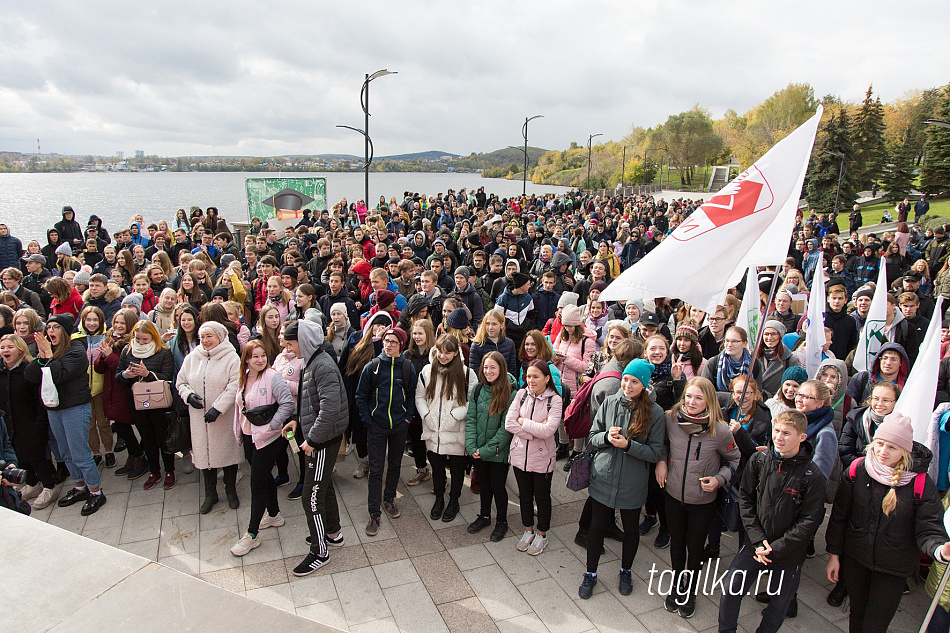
[920,86,950,196]
[806,109,859,213]
[880,138,916,202]
[852,85,887,189]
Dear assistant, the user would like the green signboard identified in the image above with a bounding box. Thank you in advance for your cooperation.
[245,177,327,224]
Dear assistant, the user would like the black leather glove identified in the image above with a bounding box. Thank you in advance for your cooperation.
[204,408,221,424]
[187,393,204,409]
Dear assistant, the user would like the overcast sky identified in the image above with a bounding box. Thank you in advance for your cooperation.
[2,1,947,158]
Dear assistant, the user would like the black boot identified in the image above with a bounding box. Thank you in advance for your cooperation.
[430,495,445,521]
[200,468,219,515]
[827,581,847,607]
[224,465,240,509]
[442,498,460,522]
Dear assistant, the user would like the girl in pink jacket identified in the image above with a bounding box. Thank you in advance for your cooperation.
[506,359,562,557]
[552,304,597,460]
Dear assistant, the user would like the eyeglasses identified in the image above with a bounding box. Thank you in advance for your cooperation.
[870,397,896,404]
[382,339,400,347]
[708,317,726,323]
[723,339,743,344]
[795,393,818,402]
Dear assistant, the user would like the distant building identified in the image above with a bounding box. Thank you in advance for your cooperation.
[116,151,124,160]
[135,150,144,159]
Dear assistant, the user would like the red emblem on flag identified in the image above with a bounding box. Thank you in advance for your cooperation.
[672,166,775,242]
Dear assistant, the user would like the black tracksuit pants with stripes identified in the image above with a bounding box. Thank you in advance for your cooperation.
[302,434,343,557]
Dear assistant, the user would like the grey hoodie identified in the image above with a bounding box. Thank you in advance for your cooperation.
[818,358,849,435]
[296,319,349,446]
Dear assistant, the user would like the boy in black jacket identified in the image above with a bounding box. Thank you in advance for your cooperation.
[718,410,827,633]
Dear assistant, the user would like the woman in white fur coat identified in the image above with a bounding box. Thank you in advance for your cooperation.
[176,320,242,513]
[415,334,478,523]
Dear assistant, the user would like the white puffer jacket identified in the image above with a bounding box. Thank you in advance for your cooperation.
[415,347,478,456]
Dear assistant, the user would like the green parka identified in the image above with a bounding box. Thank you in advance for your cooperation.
[587,392,666,510]
[465,373,517,463]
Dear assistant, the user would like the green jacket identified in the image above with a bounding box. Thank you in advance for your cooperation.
[465,373,517,463]
[925,493,950,609]
[588,392,666,510]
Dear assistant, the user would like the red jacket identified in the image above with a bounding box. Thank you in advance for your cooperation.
[51,286,84,321]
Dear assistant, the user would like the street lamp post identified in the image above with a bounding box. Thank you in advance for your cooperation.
[621,145,630,192]
[587,133,603,192]
[824,150,846,215]
[640,149,651,188]
[360,69,397,208]
[522,115,543,197]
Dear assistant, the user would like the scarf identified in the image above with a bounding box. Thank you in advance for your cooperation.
[862,408,886,445]
[652,359,672,380]
[717,348,752,391]
[131,340,157,359]
[677,410,710,436]
[864,449,916,488]
[804,406,834,441]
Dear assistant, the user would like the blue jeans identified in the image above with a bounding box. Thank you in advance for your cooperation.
[718,545,801,633]
[47,403,100,489]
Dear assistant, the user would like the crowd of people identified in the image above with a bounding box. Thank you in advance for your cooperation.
[1,189,950,632]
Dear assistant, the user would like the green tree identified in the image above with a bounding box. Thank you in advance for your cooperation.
[880,137,916,202]
[805,108,859,213]
[851,84,887,189]
[920,86,950,196]
[650,107,723,186]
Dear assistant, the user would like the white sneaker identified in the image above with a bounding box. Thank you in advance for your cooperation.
[517,530,535,552]
[353,459,369,478]
[32,486,61,510]
[345,442,355,456]
[259,512,285,529]
[526,533,548,556]
[18,482,43,501]
[230,532,261,556]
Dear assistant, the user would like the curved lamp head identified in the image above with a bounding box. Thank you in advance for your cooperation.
[337,125,374,167]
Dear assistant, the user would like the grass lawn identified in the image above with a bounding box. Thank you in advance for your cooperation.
[857,198,950,226]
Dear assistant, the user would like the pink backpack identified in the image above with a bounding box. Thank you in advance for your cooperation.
[563,371,621,439]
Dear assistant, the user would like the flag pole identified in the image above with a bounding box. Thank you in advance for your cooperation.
[736,266,781,414]
[919,551,950,633]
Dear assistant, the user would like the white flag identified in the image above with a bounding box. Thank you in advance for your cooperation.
[852,257,888,373]
[901,296,944,445]
[601,107,822,312]
[735,267,761,350]
[804,268,826,378]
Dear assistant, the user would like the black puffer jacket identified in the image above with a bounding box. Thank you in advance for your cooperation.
[838,405,874,468]
[24,338,92,410]
[827,443,948,578]
[0,358,47,461]
[740,440,827,566]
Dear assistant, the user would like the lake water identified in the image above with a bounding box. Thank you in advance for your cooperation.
[0,171,571,242]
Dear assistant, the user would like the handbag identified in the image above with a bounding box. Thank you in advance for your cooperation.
[40,366,59,408]
[164,410,192,454]
[240,389,279,427]
[716,462,742,532]
[566,444,597,492]
[132,376,173,410]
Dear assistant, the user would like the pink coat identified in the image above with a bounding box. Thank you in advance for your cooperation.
[505,386,562,474]
[552,329,597,393]
[272,350,302,401]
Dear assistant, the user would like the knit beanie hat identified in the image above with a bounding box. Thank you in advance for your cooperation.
[590,280,608,293]
[628,298,644,312]
[55,242,72,257]
[604,319,631,337]
[854,285,874,300]
[561,304,583,327]
[763,319,787,338]
[781,366,808,385]
[375,289,396,310]
[446,307,470,330]
[330,302,348,316]
[675,324,699,343]
[73,270,91,287]
[122,292,144,310]
[511,272,531,288]
[875,411,914,453]
[623,358,654,388]
[382,327,408,350]
[558,292,579,309]
[211,286,230,300]
[454,266,471,278]
[281,265,298,278]
[47,313,75,335]
[197,320,229,345]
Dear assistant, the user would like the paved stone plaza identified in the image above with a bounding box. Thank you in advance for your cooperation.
[20,450,934,632]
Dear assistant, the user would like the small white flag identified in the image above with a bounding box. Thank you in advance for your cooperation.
[901,296,944,445]
[735,267,761,350]
[852,257,888,373]
[804,268,826,378]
